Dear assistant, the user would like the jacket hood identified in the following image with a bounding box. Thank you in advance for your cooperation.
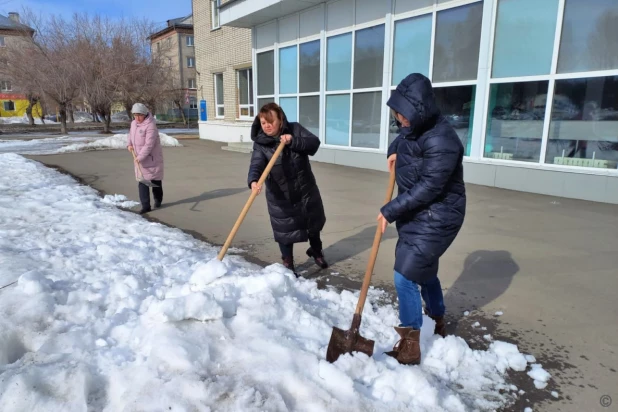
[251,109,291,145]
[387,73,440,137]
[135,112,155,127]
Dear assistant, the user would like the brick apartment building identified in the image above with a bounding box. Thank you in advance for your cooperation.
[192,0,253,143]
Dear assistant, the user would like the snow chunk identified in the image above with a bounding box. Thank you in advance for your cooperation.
[17,271,53,295]
[495,311,504,316]
[490,341,528,372]
[101,194,140,208]
[189,259,229,290]
[527,364,551,389]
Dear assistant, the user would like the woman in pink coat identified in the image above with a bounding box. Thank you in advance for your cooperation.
[127,103,164,214]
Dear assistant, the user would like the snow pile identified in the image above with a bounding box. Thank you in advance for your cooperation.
[58,132,182,153]
[0,114,58,125]
[101,194,140,208]
[0,133,182,155]
[0,153,550,411]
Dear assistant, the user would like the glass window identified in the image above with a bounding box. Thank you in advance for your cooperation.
[546,76,618,168]
[257,51,275,96]
[3,101,15,111]
[237,68,254,119]
[325,94,351,146]
[299,40,320,93]
[392,14,432,85]
[279,46,297,95]
[189,97,197,110]
[1,81,11,91]
[433,2,484,83]
[0,36,5,47]
[326,33,352,91]
[257,97,275,111]
[187,57,195,68]
[492,0,559,78]
[352,92,382,148]
[188,78,196,89]
[557,0,618,73]
[211,0,220,29]
[214,73,224,117]
[434,86,476,156]
[484,81,549,162]
[186,36,194,46]
[354,25,385,89]
[279,97,298,123]
[300,96,320,137]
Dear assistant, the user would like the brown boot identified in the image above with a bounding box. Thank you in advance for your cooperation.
[424,307,446,338]
[385,327,421,365]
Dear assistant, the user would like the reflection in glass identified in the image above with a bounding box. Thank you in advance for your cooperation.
[279,97,298,122]
[353,24,385,89]
[492,0,559,78]
[434,85,476,156]
[300,96,320,137]
[433,2,483,83]
[352,92,382,149]
[484,81,549,162]
[300,41,320,93]
[257,51,274,96]
[557,0,618,73]
[546,76,618,168]
[327,33,352,91]
[326,94,351,146]
[238,70,249,105]
[279,46,298,95]
[257,97,275,111]
[392,14,432,85]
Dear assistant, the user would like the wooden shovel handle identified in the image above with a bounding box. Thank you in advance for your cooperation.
[217,140,287,261]
[129,147,146,180]
[354,168,396,316]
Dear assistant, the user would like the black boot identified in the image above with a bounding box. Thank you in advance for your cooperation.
[282,256,300,278]
[306,248,329,269]
[139,206,152,215]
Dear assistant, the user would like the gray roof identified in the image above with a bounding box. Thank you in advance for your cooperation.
[0,14,34,32]
[167,14,192,27]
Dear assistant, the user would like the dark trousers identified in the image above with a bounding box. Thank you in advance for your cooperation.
[278,232,323,259]
[138,180,163,209]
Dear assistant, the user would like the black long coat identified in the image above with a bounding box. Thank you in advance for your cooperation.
[381,73,467,284]
[247,113,326,245]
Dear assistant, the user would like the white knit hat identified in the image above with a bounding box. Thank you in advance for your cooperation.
[132,103,148,115]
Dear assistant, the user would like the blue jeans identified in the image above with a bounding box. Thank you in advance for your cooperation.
[394,271,445,329]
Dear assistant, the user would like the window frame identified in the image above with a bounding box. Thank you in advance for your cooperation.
[186,35,194,47]
[187,78,197,90]
[3,100,15,111]
[211,0,221,30]
[214,72,224,119]
[1,81,12,91]
[187,56,195,68]
[236,68,254,120]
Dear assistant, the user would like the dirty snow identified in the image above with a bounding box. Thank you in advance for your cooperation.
[0,153,550,411]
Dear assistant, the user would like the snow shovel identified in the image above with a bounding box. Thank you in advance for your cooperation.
[130,148,159,188]
[217,139,286,261]
[326,168,396,363]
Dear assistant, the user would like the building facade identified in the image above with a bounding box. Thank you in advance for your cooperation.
[148,15,198,122]
[0,12,39,118]
[192,0,253,143]
[219,0,618,204]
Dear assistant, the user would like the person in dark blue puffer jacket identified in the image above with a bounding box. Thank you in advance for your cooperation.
[377,73,466,365]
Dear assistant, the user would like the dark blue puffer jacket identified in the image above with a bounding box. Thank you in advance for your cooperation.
[381,73,466,284]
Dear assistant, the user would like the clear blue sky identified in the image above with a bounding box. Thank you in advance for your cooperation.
[1,0,192,27]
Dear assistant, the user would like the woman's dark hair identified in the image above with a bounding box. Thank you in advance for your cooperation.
[259,102,284,125]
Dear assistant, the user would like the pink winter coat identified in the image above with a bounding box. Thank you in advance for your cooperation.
[128,113,164,181]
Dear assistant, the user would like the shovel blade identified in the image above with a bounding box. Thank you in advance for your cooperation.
[139,179,159,188]
[326,325,375,363]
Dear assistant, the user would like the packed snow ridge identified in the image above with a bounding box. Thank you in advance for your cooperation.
[0,153,550,411]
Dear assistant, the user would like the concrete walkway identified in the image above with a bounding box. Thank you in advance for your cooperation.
[29,139,617,411]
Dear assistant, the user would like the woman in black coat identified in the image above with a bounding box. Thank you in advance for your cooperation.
[377,73,466,365]
[248,103,328,276]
